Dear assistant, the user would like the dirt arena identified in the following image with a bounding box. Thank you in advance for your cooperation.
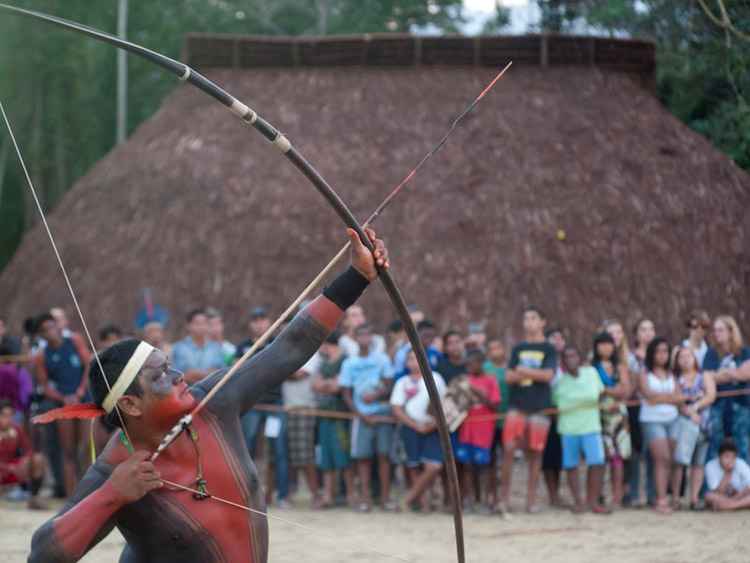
[2,495,745,563]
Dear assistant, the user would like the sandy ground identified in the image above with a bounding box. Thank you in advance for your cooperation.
[2,458,746,563]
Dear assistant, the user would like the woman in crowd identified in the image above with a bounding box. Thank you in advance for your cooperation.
[639,337,681,514]
[592,332,631,507]
[682,310,711,368]
[703,315,750,461]
[670,345,715,509]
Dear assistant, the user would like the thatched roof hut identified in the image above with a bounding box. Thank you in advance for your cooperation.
[1,34,748,345]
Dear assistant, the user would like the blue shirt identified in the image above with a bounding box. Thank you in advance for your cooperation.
[393,343,442,380]
[43,337,85,395]
[339,351,394,416]
[702,346,750,406]
[171,337,226,374]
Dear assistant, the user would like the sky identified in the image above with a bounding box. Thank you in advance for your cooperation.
[462,0,538,34]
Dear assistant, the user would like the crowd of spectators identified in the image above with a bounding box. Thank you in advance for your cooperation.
[1,304,750,518]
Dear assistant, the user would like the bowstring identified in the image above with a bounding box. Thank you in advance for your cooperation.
[0,99,135,446]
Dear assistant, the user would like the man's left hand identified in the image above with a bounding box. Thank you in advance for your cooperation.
[348,227,389,282]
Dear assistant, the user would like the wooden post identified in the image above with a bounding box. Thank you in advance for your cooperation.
[540,34,548,67]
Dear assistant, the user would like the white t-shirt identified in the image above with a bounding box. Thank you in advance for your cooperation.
[282,353,320,408]
[390,372,446,424]
[705,457,750,493]
[639,372,679,423]
[682,338,708,369]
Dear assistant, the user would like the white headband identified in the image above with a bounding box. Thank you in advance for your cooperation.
[102,341,155,414]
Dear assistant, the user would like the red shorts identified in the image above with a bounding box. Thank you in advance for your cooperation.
[502,411,550,452]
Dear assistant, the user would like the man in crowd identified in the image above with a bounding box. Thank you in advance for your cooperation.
[171,309,225,384]
[99,325,124,349]
[236,306,290,508]
[393,319,441,378]
[705,439,750,511]
[141,320,171,356]
[499,306,556,514]
[340,323,396,512]
[338,304,386,357]
[542,327,565,508]
[206,307,236,366]
[437,330,466,384]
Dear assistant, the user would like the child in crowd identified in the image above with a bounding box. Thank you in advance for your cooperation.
[340,324,396,512]
[456,349,500,512]
[554,347,609,514]
[483,339,508,509]
[500,307,556,514]
[671,345,715,509]
[639,337,681,514]
[391,350,447,512]
[592,332,631,507]
[705,439,750,511]
[0,400,46,509]
[311,332,355,507]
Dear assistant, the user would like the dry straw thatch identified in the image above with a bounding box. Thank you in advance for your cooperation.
[1,35,748,346]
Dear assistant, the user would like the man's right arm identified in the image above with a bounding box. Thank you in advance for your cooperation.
[29,451,160,563]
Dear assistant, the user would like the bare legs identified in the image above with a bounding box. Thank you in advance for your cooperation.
[57,419,83,497]
[649,437,675,514]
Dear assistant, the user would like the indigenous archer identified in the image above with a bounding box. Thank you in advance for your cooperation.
[28,228,389,563]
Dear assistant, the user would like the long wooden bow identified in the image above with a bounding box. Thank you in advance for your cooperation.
[0,3,467,561]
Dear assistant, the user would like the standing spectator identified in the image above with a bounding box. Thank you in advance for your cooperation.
[592,331,632,507]
[206,307,236,366]
[484,338,508,509]
[554,347,609,514]
[340,324,396,512]
[338,305,386,357]
[671,345,715,509]
[682,310,711,367]
[393,320,441,378]
[624,317,656,507]
[34,313,91,497]
[386,320,407,361]
[311,332,355,507]
[236,306,290,508]
[705,439,750,511]
[0,316,21,356]
[456,349,500,511]
[465,322,487,353]
[49,307,73,339]
[170,309,225,384]
[283,354,322,508]
[141,320,171,357]
[703,315,750,461]
[0,400,46,509]
[639,337,681,514]
[542,327,565,508]
[391,350,447,512]
[436,330,466,385]
[98,325,123,349]
[499,306,556,514]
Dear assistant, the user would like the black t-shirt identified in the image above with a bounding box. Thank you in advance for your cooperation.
[235,337,280,405]
[436,357,466,384]
[508,341,556,413]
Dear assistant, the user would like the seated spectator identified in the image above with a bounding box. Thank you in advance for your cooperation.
[170,308,225,384]
[671,345,715,509]
[592,331,632,507]
[436,330,466,385]
[639,337,681,514]
[705,439,750,511]
[391,350,447,512]
[702,315,750,462]
[0,400,46,509]
[340,324,396,512]
[456,349,500,512]
[311,332,354,508]
[206,307,236,366]
[554,347,608,514]
[500,306,556,514]
[338,305,386,357]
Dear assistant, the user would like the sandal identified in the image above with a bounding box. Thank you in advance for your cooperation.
[654,500,672,515]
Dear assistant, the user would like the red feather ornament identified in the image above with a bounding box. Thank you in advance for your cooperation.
[32,403,105,424]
